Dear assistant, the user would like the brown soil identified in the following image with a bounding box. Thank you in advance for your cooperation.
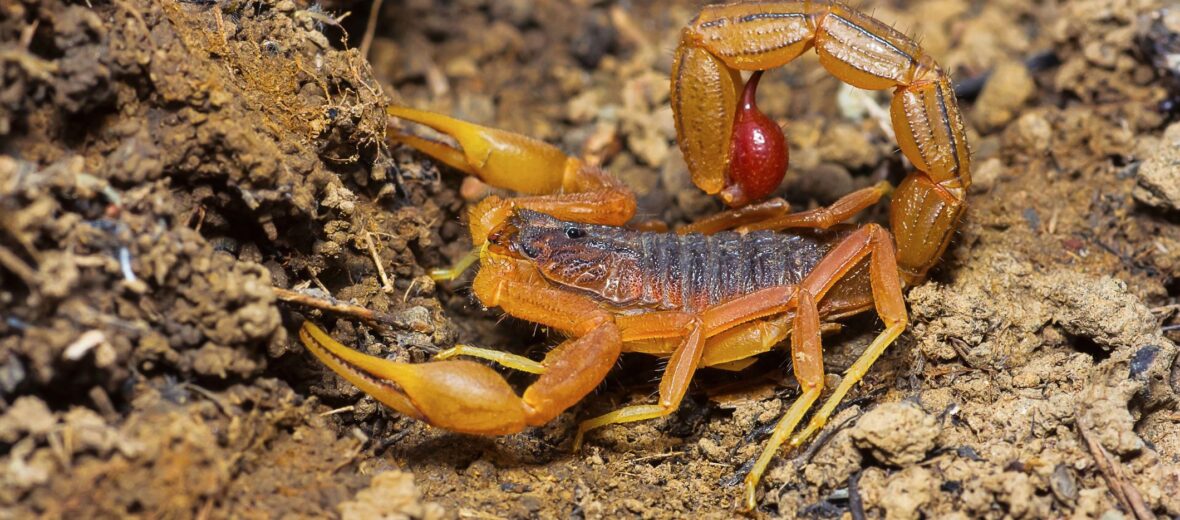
[2,0,1179,518]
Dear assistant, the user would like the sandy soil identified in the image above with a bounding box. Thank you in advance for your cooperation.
[1,0,1178,518]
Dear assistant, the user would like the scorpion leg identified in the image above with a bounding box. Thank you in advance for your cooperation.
[700,315,791,367]
[429,248,481,281]
[574,284,808,449]
[573,311,706,450]
[680,180,892,236]
[743,290,824,511]
[742,181,893,232]
[741,223,908,509]
[433,345,544,374]
[620,315,789,368]
[698,314,842,369]
[676,198,792,235]
[574,303,797,448]
[790,227,906,444]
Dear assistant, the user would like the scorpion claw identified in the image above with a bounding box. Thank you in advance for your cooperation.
[388,106,577,196]
[299,322,528,435]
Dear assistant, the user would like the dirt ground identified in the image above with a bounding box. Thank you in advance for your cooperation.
[1,0,1179,518]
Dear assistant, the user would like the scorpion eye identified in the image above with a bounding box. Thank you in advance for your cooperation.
[565,226,585,239]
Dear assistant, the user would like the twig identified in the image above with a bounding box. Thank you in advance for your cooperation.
[19,20,38,48]
[1149,303,1180,314]
[629,451,685,464]
[402,278,418,303]
[363,231,394,293]
[374,428,412,453]
[274,287,407,328]
[63,330,105,360]
[310,274,330,295]
[848,470,866,520]
[183,382,230,416]
[0,244,38,287]
[0,49,58,81]
[1077,418,1154,520]
[793,409,863,469]
[320,405,356,417]
[358,0,383,58]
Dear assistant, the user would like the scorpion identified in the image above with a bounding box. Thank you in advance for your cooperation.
[299,0,970,510]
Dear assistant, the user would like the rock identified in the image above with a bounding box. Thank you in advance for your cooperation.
[0,397,56,443]
[880,466,936,520]
[974,60,1037,131]
[1133,122,1180,211]
[337,470,445,520]
[850,401,940,466]
[1002,111,1052,155]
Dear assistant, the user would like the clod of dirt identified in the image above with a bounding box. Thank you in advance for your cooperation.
[797,407,864,488]
[974,60,1037,132]
[337,470,445,520]
[862,466,939,520]
[0,397,55,443]
[849,401,940,466]
[1133,121,1180,210]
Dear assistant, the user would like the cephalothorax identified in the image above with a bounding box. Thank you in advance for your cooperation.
[300,0,970,510]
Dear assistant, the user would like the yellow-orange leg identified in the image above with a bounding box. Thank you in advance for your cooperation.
[621,314,791,369]
[742,181,892,232]
[741,223,908,510]
[673,1,970,283]
[430,247,481,282]
[677,197,792,235]
[677,180,891,236]
[433,344,544,374]
[572,312,704,449]
[573,292,806,448]
[573,282,812,450]
[743,290,823,511]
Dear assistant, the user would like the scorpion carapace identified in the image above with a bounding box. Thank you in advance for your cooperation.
[494,209,860,313]
[300,0,970,511]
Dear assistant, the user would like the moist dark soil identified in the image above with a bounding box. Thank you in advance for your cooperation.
[1,0,1178,518]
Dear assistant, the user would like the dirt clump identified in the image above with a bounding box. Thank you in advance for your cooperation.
[1,0,436,515]
[973,59,1038,132]
[1134,121,1180,211]
[337,470,445,520]
[849,401,939,467]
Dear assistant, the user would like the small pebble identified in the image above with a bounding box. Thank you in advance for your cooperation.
[850,402,940,466]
